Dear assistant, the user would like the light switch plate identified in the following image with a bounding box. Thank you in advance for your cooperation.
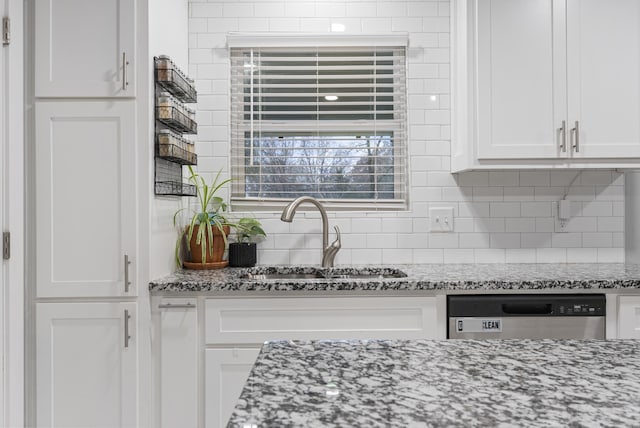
[429,207,454,232]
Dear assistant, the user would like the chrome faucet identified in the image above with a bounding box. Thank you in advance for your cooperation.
[281,196,341,268]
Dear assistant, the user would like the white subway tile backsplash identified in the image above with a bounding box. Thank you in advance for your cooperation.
[407,1,438,17]
[376,1,407,17]
[268,18,301,30]
[223,2,253,17]
[521,233,551,249]
[489,202,520,218]
[254,2,286,17]
[505,218,535,233]
[189,0,625,265]
[191,3,223,17]
[238,17,270,30]
[582,232,613,248]
[597,248,624,263]
[316,2,347,17]
[459,233,489,249]
[443,249,474,263]
[392,17,423,32]
[361,17,392,32]
[597,217,624,232]
[472,187,503,201]
[383,249,412,264]
[489,172,519,187]
[413,249,444,263]
[427,232,458,249]
[520,202,551,218]
[490,233,520,249]
[505,249,536,263]
[351,249,382,264]
[551,233,582,248]
[475,249,506,263]
[536,248,567,263]
[346,2,377,18]
[520,171,550,187]
[567,248,598,263]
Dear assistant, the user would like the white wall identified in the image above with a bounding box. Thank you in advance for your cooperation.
[149,0,190,278]
[188,0,624,265]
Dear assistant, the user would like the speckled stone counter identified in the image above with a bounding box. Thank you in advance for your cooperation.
[149,263,640,294]
[228,339,640,427]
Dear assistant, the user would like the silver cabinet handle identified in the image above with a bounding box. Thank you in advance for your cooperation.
[124,309,131,348]
[124,254,131,293]
[158,302,195,309]
[122,52,129,91]
[557,120,566,152]
[571,120,580,153]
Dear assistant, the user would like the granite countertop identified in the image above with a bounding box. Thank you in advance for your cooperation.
[228,339,640,427]
[149,263,640,294]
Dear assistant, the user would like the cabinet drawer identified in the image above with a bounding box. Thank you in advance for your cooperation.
[205,297,437,344]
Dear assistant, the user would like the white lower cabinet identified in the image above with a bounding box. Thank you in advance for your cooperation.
[202,296,439,428]
[156,298,199,428]
[205,348,261,428]
[618,296,640,339]
[36,302,137,428]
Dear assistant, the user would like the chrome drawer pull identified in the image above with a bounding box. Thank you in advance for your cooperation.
[124,254,132,293]
[571,120,580,153]
[557,120,566,152]
[158,302,195,309]
[124,309,131,348]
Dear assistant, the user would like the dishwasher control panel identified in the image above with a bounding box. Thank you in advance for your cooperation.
[558,302,605,315]
[448,294,607,317]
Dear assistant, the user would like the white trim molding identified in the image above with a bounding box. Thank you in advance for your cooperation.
[227,32,409,48]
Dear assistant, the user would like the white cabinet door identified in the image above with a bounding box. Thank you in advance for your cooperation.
[566,0,640,158]
[36,302,137,428]
[35,101,137,298]
[205,348,261,428]
[157,299,198,428]
[35,0,135,97]
[476,0,566,159]
[618,296,640,339]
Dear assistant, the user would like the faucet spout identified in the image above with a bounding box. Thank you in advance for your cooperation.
[281,196,340,267]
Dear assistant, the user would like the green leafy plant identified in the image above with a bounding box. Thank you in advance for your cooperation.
[173,166,232,266]
[234,217,267,243]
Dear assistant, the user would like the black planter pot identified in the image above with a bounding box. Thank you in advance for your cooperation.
[228,242,257,267]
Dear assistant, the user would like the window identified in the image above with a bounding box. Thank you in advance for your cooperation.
[229,35,408,210]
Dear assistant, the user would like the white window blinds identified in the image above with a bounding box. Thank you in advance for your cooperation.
[230,43,408,210]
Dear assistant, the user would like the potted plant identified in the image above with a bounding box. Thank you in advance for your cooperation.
[174,166,232,269]
[228,217,266,267]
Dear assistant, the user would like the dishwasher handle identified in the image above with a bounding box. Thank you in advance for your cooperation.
[501,303,553,315]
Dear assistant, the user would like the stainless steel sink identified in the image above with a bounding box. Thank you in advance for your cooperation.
[242,273,324,280]
[241,268,407,280]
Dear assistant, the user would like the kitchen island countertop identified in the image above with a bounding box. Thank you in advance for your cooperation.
[149,263,640,295]
[228,339,640,427]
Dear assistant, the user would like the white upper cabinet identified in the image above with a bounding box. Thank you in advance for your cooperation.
[476,0,565,160]
[565,0,640,159]
[35,0,135,98]
[452,0,640,171]
[35,101,137,298]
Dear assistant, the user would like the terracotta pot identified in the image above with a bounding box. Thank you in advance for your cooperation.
[228,242,257,267]
[188,224,230,264]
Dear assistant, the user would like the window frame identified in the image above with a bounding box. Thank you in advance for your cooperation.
[227,33,410,212]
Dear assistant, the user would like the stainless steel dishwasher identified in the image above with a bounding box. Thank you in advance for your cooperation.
[447,294,606,339]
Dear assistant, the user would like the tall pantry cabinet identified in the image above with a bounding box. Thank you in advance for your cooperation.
[32,0,142,426]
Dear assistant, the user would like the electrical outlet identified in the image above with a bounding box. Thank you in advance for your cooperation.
[429,207,454,232]
[554,200,571,233]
